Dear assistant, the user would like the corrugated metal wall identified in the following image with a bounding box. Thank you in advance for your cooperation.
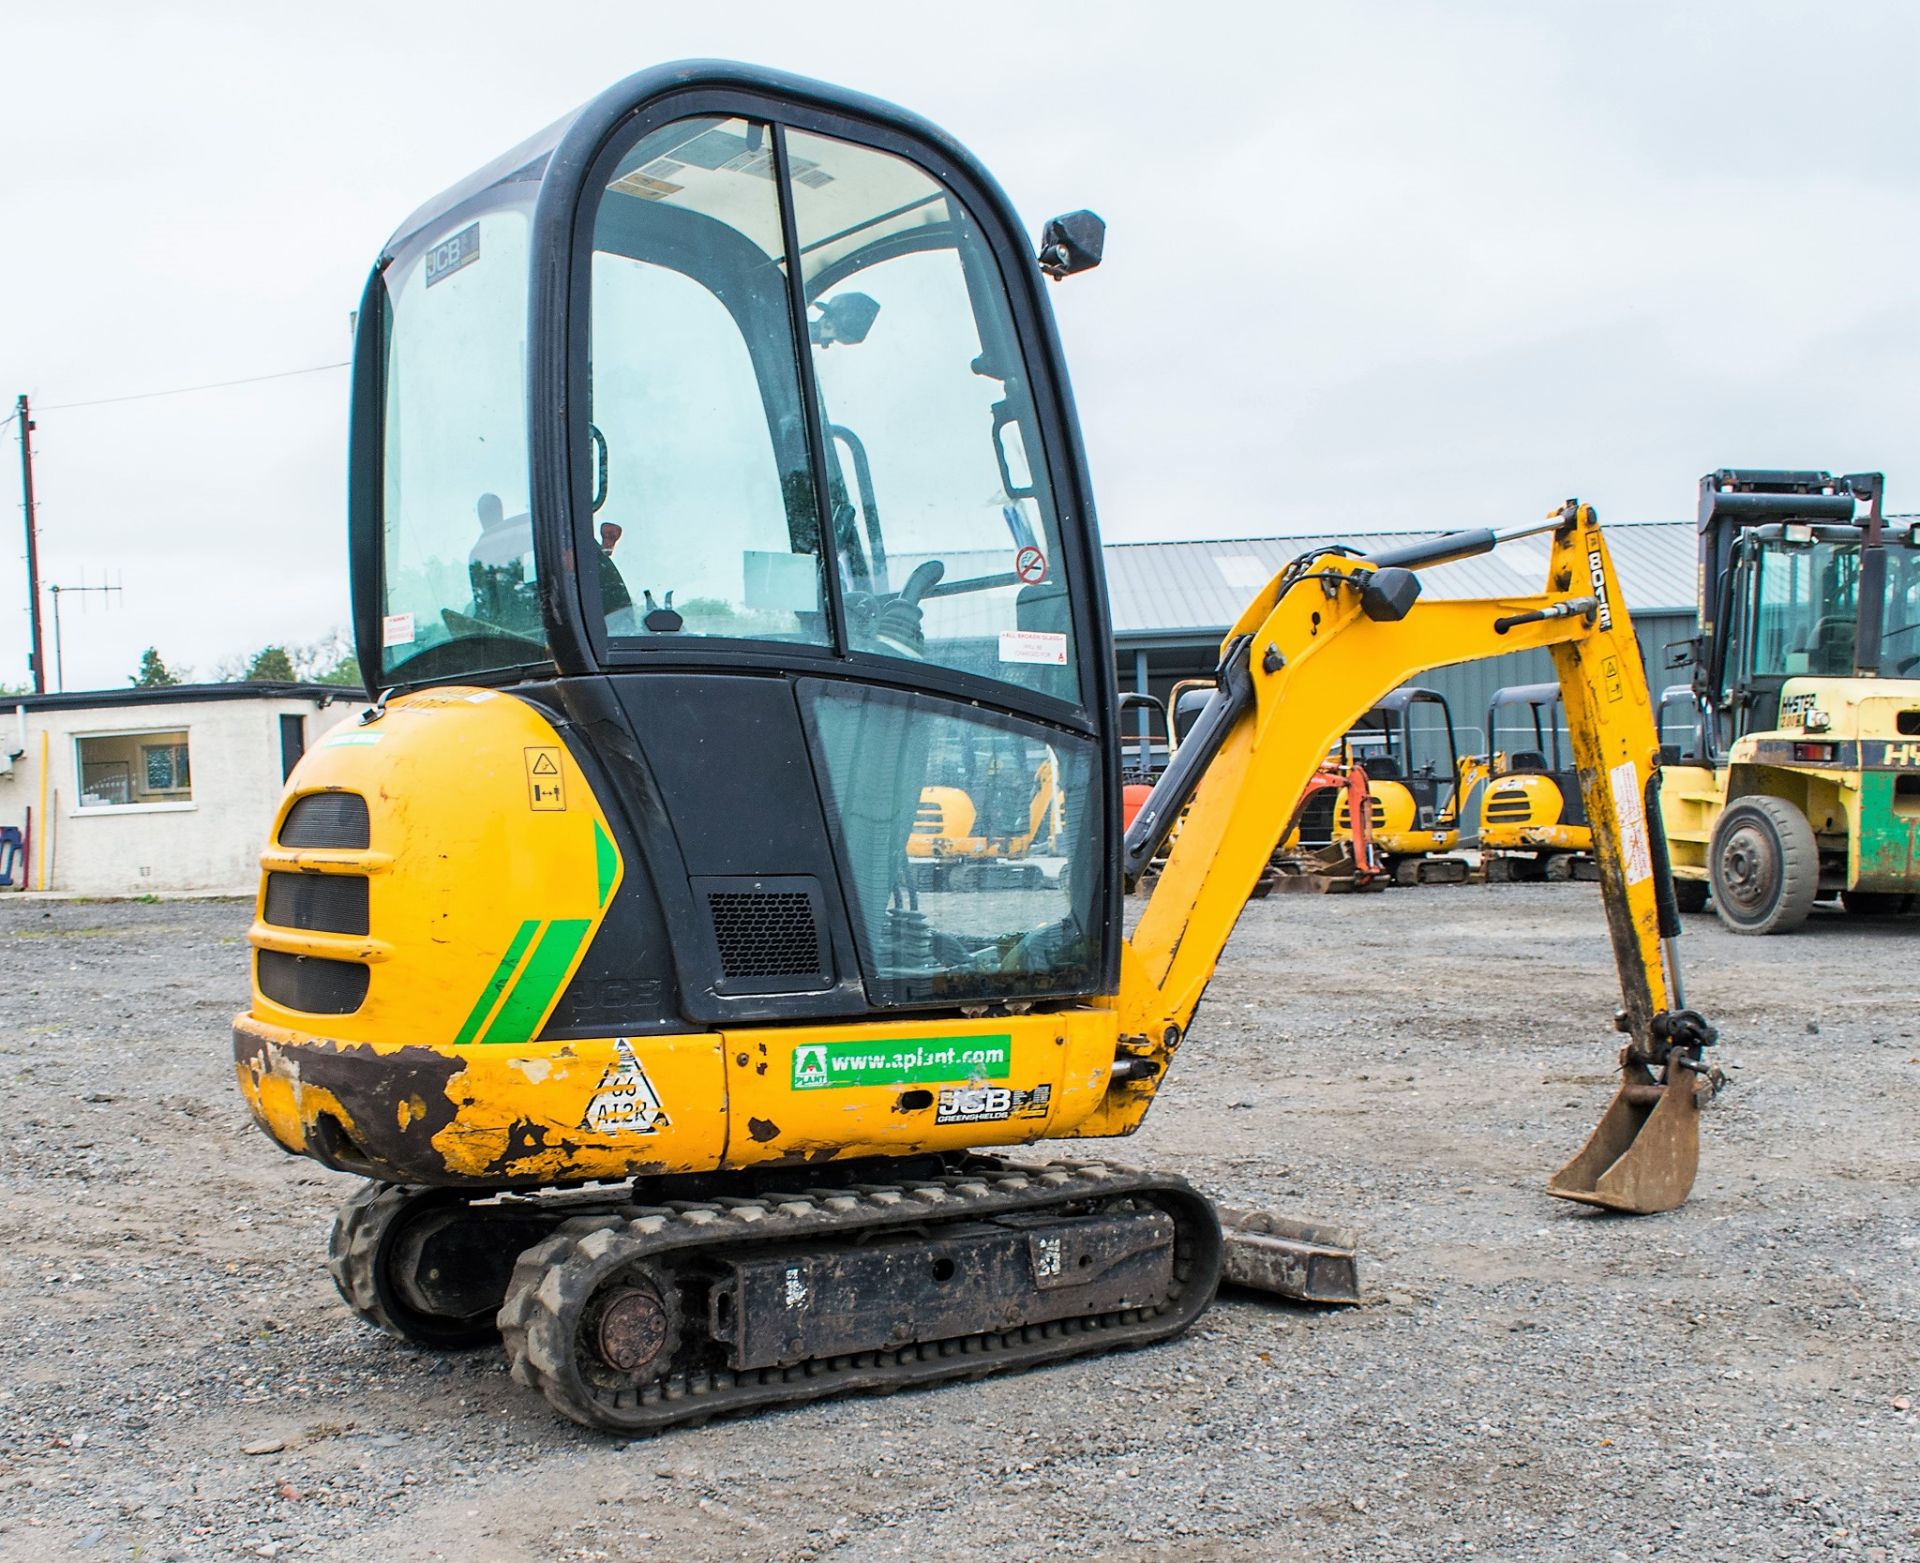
[1115,610,1696,755]
[1392,610,1695,754]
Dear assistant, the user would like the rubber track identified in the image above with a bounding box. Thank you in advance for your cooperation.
[497,1158,1223,1434]
[329,1182,500,1350]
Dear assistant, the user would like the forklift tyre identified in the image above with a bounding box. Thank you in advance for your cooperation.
[1709,796,1817,935]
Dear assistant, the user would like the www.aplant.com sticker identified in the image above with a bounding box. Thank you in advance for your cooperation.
[790,1037,1011,1090]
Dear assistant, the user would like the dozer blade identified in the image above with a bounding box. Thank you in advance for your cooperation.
[1548,1059,1701,1213]
[1216,1208,1360,1304]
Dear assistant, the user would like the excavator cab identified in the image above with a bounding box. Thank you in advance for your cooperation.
[1334,686,1469,883]
[347,64,1123,1022]
[1479,683,1595,881]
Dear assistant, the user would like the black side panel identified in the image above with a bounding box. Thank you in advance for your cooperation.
[1556,771,1590,829]
[533,675,868,1035]
[615,674,867,1019]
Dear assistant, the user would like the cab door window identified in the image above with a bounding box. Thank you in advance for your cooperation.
[785,130,1079,706]
[587,117,828,645]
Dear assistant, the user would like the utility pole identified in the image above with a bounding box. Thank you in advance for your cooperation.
[14,395,46,693]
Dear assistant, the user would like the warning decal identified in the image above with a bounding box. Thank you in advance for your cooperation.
[525,747,565,811]
[998,629,1068,666]
[581,1038,668,1136]
[1014,545,1048,585]
[1608,760,1653,886]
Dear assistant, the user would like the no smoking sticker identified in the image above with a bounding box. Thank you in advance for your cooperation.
[1014,545,1047,585]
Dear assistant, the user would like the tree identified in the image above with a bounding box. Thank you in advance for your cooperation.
[245,645,296,682]
[314,652,362,688]
[289,628,357,686]
[130,647,181,688]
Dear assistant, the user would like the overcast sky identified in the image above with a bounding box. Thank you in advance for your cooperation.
[2,1,1914,691]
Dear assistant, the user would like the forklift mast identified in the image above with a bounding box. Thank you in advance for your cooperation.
[1694,468,1890,742]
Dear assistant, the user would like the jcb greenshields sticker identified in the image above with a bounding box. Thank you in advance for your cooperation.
[791,1036,1011,1091]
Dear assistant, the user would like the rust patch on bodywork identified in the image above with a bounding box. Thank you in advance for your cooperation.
[233,1020,463,1181]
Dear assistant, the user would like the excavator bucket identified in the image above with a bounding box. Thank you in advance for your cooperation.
[1216,1208,1361,1304]
[1547,1060,1702,1213]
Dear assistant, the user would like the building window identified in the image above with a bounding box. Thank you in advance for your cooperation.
[76,729,193,809]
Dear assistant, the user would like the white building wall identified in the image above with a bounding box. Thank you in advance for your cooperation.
[1,694,356,895]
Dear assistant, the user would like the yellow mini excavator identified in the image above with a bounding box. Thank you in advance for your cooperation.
[234,61,1717,1434]
[1480,682,1599,881]
[1330,686,1474,884]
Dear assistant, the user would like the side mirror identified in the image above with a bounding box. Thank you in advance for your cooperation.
[1663,638,1700,671]
[810,292,880,347]
[1038,210,1105,279]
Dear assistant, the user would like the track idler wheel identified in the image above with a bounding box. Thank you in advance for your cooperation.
[499,1218,685,1431]
[329,1181,551,1350]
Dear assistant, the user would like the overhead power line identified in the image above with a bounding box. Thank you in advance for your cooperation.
[34,360,350,412]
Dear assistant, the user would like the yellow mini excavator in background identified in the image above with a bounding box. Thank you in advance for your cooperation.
[235,61,1718,1434]
[1330,687,1474,884]
[1480,682,1599,881]
[907,735,1058,888]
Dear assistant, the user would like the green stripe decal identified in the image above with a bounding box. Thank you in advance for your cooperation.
[594,820,618,908]
[454,919,539,1046]
[482,918,593,1044]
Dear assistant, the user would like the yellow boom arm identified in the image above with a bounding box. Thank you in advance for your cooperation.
[1081,502,1717,1213]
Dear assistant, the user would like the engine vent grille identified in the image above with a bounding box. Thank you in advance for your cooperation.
[708,892,820,979]
[687,875,833,995]
[1485,789,1533,823]
[263,871,369,936]
[257,949,369,1015]
[1334,796,1388,831]
[279,791,370,849]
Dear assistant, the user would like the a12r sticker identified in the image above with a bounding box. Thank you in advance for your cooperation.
[935,1083,1052,1125]
[580,1039,669,1135]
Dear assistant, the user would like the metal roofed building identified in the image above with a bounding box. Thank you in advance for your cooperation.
[1105,518,1697,754]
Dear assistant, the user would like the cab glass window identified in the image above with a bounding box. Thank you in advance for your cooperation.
[1874,542,1920,677]
[1490,700,1565,773]
[786,130,1079,705]
[380,204,541,683]
[800,681,1100,1003]
[588,117,828,645]
[1750,540,1858,678]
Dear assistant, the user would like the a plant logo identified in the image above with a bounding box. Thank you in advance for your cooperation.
[792,1045,830,1089]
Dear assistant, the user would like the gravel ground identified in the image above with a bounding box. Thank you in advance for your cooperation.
[0,888,1915,1562]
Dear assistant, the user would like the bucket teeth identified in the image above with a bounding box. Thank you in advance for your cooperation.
[1215,1208,1360,1305]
